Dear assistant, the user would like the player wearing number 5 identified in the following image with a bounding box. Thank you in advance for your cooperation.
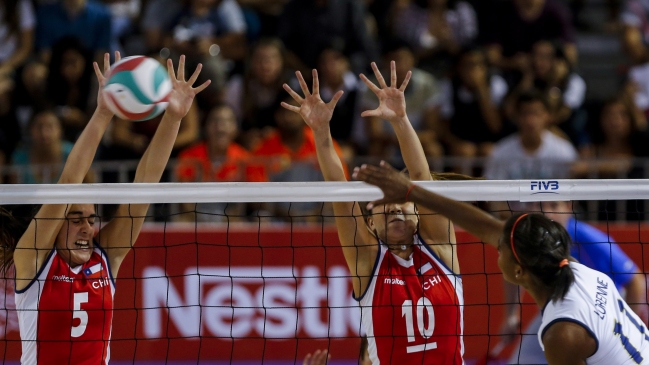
[0,53,209,365]
[354,162,649,365]
[282,62,464,365]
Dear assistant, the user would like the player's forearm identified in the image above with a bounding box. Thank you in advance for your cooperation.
[313,128,347,182]
[58,109,113,184]
[133,113,181,183]
[408,185,504,247]
[391,116,431,181]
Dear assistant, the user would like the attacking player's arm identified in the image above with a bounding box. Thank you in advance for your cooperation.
[353,162,503,247]
[542,321,596,365]
[99,55,210,274]
[360,61,457,264]
[282,70,377,297]
[13,52,120,284]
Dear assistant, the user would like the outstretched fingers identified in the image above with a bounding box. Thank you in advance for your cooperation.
[280,101,300,113]
[178,55,186,81]
[359,73,381,94]
[283,84,304,104]
[312,69,320,96]
[328,90,344,109]
[296,71,311,98]
[93,61,104,82]
[167,58,177,82]
[371,62,388,89]
[390,61,397,88]
[399,70,412,92]
[187,63,203,86]
[192,79,211,94]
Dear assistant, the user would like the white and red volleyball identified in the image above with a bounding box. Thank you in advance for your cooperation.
[103,56,172,121]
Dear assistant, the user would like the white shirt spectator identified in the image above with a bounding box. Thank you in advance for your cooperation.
[0,0,35,63]
[485,130,578,180]
[563,73,587,110]
[629,62,649,111]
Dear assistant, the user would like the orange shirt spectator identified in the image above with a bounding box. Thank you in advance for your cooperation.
[177,141,264,182]
[253,126,349,182]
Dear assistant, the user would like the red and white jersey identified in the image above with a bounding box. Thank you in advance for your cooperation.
[355,235,464,365]
[15,245,115,365]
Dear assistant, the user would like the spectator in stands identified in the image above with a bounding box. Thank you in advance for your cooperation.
[621,0,649,61]
[35,0,111,62]
[166,0,247,101]
[627,41,649,116]
[317,46,366,158]
[391,0,478,76]
[103,0,141,54]
[362,39,442,158]
[253,96,348,219]
[504,39,587,146]
[0,0,35,77]
[433,45,508,159]
[46,37,94,142]
[176,103,259,222]
[10,110,75,184]
[11,61,48,136]
[278,0,376,75]
[573,96,649,178]
[485,91,578,180]
[502,200,648,365]
[485,0,577,78]
[237,0,290,37]
[141,0,183,53]
[224,38,290,149]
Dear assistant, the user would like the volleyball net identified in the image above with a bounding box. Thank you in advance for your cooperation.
[0,179,647,365]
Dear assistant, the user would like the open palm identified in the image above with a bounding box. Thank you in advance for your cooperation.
[93,51,122,116]
[165,55,211,120]
[360,61,412,122]
[282,69,343,133]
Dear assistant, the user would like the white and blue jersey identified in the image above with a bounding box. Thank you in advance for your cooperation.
[540,262,649,365]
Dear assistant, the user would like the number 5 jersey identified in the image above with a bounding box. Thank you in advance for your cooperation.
[355,234,464,365]
[15,245,115,365]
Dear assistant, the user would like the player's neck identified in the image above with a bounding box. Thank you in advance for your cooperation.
[525,282,553,311]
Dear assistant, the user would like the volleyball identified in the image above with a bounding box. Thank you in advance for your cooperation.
[103,56,172,121]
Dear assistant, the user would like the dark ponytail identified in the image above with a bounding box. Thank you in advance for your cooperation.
[505,213,575,302]
[0,206,33,275]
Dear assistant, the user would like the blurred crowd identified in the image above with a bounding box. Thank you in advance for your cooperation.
[2,0,649,211]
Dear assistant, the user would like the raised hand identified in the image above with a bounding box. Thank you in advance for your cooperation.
[282,69,344,133]
[93,51,121,117]
[165,55,211,120]
[360,61,411,123]
[353,161,414,210]
[303,349,330,365]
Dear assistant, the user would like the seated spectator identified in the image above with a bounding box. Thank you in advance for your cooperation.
[485,0,577,80]
[46,37,94,142]
[433,45,508,159]
[166,0,248,101]
[621,0,649,61]
[278,0,377,75]
[362,39,442,158]
[317,46,366,158]
[485,91,578,180]
[176,104,260,222]
[504,39,587,146]
[0,0,35,77]
[35,0,111,62]
[253,97,348,219]
[224,38,290,149]
[392,0,478,76]
[11,60,48,136]
[574,96,649,178]
[9,110,75,184]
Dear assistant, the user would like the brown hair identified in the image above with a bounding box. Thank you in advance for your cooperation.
[0,207,32,274]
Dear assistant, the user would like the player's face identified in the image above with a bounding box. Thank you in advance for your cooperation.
[497,235,522,284]
[368,203,418,243]
[55,204,97,268]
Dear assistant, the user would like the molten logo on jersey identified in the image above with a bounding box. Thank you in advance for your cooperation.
[83,263,103,278]
[384,278,406,285]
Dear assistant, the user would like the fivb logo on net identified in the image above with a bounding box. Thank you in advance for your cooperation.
[530,180,560,195]
[141,266,361,339]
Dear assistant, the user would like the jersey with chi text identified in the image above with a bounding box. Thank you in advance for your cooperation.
[355,234,464,365]
[15,245,115,365]
[540,262,649,364]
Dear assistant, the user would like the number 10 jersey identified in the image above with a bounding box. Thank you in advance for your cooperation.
[355,235,464,365]
[15,246,115,365]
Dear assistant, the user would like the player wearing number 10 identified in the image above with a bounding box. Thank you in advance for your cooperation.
[282,62,464,365]
[354,162,649,365]
[0,53,209,365]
